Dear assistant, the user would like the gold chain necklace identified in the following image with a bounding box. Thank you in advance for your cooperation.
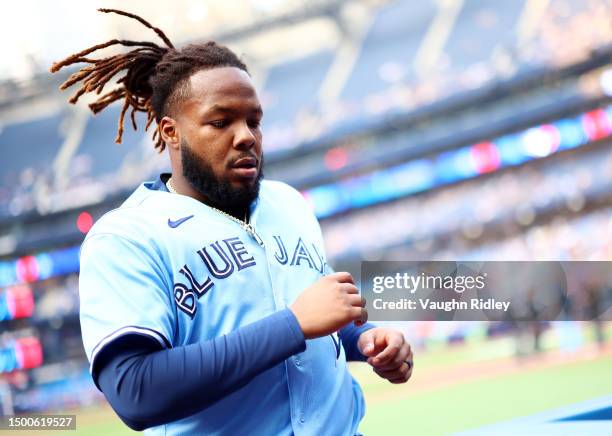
[166,177,265,247]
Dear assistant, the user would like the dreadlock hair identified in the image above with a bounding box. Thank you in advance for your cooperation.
[50,8,248,152]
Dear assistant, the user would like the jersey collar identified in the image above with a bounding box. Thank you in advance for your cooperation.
[145,173,261,217]
[147,173,171,193]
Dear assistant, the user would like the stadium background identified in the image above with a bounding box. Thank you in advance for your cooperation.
[1,0,611,434]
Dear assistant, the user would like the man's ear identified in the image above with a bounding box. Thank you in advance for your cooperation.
[159,116,180,150]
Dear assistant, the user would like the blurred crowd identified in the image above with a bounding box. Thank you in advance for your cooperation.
[266,0,612,151]
[322,143,612,260]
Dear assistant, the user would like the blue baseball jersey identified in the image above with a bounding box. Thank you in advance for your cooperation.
[79,177,366,435]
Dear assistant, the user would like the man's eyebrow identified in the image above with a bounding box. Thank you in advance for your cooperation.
[206,104,263,115]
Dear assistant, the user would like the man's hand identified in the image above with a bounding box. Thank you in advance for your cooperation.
[358,328,413,384]
[289,272,368,339]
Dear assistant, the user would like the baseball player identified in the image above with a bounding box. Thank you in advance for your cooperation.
[51,9,413,435]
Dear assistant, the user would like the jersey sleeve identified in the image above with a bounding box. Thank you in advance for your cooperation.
[79,233,175,382]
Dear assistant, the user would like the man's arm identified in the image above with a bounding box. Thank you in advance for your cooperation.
[97,271,367,431]
[97,308,305,431]
[339,322,376,361]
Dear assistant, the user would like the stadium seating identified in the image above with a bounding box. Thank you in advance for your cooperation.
[1,0,611,223]
[73,108,146,179]
[262,49,335,126]
[0,114,64,217]
[340,0,436,101]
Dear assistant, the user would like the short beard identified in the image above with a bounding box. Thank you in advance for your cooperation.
[181,139,263,216]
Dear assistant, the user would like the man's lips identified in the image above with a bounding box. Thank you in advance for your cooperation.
[232,156,257,168]
[230,156,258,179]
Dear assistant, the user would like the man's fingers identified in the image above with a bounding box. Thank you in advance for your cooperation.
[350,306,368,322]
[354,308,368,327]
[389,377,410,384]
[371,346,399,367]
[331,271,355,284]
[361,329,414,384]
[348,294,366,325]
[371,344,411,371]
[360,308,368,323]
[373,360,412,383]
[340,283,359,294]
[373,364,407,380]
[348,295,366,308]
[362,329,387,356]
[371,334,405,366]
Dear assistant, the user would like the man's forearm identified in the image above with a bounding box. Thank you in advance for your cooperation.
[339,322,376,361]
[97,308,305,430]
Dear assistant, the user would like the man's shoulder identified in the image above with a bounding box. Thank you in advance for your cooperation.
[84,182,166,244]
[260,180,307,206]
[259,180,321,230]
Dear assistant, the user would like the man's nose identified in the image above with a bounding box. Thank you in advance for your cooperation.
[233,121,256,149]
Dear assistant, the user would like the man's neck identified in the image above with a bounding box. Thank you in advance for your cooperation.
[206,200,249,222]
[165,174,250,222]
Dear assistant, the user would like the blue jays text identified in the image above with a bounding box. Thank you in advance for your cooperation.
[174,235,327,319]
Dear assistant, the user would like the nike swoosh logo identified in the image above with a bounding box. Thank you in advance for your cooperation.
[168,215,194,228]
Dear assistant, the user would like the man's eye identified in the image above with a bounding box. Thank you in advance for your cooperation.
[248,120,261,129]
[210,120,227,128]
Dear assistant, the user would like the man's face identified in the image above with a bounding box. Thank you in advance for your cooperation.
[174,67,264,210]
